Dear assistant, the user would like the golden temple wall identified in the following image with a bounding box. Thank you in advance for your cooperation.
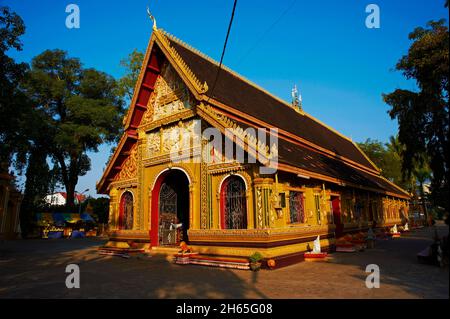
[103,59,409,257]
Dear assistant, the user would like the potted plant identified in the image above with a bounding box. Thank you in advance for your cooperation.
[249,252,263,271]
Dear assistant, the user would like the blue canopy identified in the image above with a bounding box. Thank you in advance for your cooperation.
[81,213,95,222]
[36,213,96,224]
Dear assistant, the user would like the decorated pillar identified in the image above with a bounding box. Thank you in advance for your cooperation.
[189,183,195,229]
[200,138,211,229]
[253,177,274,229]
[137,129,146,230]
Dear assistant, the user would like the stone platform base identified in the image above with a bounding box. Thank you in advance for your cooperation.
[174,254,250,270]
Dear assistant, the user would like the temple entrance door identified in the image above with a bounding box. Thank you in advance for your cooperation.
[151,169,190,247]
[331,196,343,238]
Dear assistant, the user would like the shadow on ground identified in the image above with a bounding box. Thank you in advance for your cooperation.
[0,223,448,298]
[0,238,266,298]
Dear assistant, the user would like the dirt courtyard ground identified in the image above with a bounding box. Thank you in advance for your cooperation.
[0,223,448,299]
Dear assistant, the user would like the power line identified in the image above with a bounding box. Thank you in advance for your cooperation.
[208,0,238,100]
[237,0,297,66]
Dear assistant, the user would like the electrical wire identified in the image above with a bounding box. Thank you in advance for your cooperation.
[237,0,297,66]
[207,0,238,100]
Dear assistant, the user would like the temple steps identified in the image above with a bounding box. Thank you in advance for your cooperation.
[151,246,180,254]
[174,254,251,270]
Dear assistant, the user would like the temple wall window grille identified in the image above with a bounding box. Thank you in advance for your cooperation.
[314,193,321,225]
[289,191,305,224]
[220,175,247,230]
[119,191,134,230]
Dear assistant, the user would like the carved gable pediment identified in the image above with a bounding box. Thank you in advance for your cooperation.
[141,62,194,126]
[114,144,138,181]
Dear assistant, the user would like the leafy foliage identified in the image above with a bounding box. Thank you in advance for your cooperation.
[87,197,110,224]
[249,252,263,263]
[116,49,144,101]
[358,137,405,188]
[24,49,125,210]
[0,6,29,170]
[1,7,61,236]
[383,20,449,211]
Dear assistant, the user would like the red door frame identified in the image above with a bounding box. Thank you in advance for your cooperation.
[150,172,166,247]
[118,193,127,230]
[331,196,344,238]
[219,178,229,229]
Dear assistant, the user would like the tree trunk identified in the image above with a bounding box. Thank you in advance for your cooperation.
[20,147,52,237]
[60,154,79,212]
[65,182,76,213]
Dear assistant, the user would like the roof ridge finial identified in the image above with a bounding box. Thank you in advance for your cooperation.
[146,5,157,31]
[292,84,299,107]
[291,84,303,112]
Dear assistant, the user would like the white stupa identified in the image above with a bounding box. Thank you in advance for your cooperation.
[312,235,321,253]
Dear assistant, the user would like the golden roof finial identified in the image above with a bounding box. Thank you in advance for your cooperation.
[146,5,157,31]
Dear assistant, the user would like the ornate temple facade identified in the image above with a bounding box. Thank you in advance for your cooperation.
[97,26,410,261]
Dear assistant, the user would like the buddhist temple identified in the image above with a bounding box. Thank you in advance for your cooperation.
[97,24,410,264]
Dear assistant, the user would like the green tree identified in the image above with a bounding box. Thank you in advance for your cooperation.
[0,6,29,169]
[358,138,405,188]
[1,7,59,236]
[384,135,413,188]
[24,49,124,211]
[117,49,144,101]
[88,197,109,224]
[413,162,432,219]
[383,19,449,212]
[358,136,432,196]
[18,107,60,236]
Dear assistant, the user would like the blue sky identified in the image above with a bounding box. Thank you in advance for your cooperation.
[3,0,448,198]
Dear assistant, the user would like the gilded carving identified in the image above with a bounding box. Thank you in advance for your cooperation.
[140,62,195,129]
[256,187,263,229]
[200,138,208,229]
[156,29,209,94]
[162,125,181,154]
[188,224,331,242]
[147,132,160,157]
[115,145,138,181]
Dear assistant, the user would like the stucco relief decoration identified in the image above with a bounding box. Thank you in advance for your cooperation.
[147,132,160,157]
[185,120,201,147]
[141,87,156,126]
[157,120,201,156]
[162,125,181,154]
[115,145,138,181]
[153,63,192,120]
[140,62,194,127]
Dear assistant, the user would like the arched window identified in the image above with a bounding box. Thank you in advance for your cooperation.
[119,191,133,230]
[220,175,247,229]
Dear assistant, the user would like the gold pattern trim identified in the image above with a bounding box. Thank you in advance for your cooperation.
[200,149,208,229]
[197,103,276,161]
[114,144,138,181]
[155,29,208,94]
[141,109,196,133]
[110,179,138,190]
[188,225,331,242]
[143,146,202,166]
